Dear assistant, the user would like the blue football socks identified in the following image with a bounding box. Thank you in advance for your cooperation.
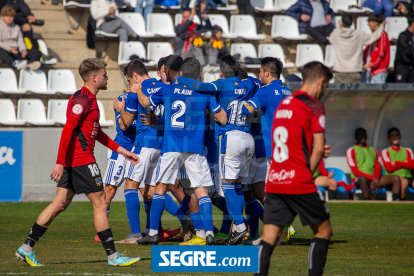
[149,193,165,234]
[124,189,141,235]
[199,196,214,233]
[222,183,245,226]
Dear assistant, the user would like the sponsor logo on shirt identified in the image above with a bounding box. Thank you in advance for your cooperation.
[235,89,246,95]
[319,115,326,129]
[268,169,295,182]
[72,104,83,115]
[282,97,292,105]
[95,177,103,186]
[174,88,193,95]
[276,109,293,119]
[91,122,99,138]
[282,89,291,95]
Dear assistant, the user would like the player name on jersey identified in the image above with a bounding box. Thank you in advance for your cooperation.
[275,109,293,119]
[174,88,193,95]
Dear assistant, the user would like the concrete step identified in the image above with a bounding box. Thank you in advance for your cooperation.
[32,19,71,34]
[31,9,66,21]
[43,39,87,48]
[48,46,96,63]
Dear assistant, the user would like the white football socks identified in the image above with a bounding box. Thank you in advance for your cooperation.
[233,223,247,233]
[196,229,206,239]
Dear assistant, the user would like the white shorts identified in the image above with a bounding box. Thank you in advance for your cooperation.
[242,157,267,185]
[103,149,127,187]
[125,147,160,188]
[220,130,255,180]
[155,152,213,188]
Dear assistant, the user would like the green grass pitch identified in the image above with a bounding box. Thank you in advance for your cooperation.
[1,201,413,275]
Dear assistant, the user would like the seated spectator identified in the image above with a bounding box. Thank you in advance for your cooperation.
[362,15,390,84]
[395,0,414,17]
[205,25,229,65]
[90,0,139,42]
[395,17,414,83]
[0,6,41,70]
[346,128,401,200]
[286,0,335,45]
[329,14,384,83]
[381,127,414,200]
[362,0,394,20]
[0,0,43,50]
[237,0,254,17]
[174,7,212,65]
[314,159,338,200]
[135,0,154,24]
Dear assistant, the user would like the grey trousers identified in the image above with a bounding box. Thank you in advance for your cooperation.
[334,72,362,83]
[99,17,138,42]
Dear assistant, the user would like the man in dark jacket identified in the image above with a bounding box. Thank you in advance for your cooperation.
[395,17,414,83]
[286,0,335,44]
[174,8,212,58]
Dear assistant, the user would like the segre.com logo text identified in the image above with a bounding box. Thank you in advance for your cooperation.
[152,245,258,272]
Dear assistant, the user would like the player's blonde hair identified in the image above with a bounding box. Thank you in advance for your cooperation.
[78,58,107,81]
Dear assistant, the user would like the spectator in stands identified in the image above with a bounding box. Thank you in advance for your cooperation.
[394,17,414,82]
[329,14,385,83]
[237,0,254,17]
[286,0,335,45]
[0,0,44,50]
[314,159,338,200]
[381,127,414,200]
[91,0,139,42]
[346,128,401,200]
[0,6,41,70]
[362,0,394,21]
[135,0,154,23]
[174,7,212,65]
[205,25,229,65]
[395,0,414,17]
[362,15,390,84]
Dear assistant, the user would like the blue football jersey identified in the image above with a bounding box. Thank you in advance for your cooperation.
[246,79,291,158]
[113,92,137,152]
[148,83,222,154]
[205,117,219,165]
[134,78,166,152]
[176,76,260,135]
[249,121,266,159]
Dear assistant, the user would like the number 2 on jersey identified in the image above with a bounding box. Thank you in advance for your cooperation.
[171,100,186,128]
[273,126,289,163]
[227,100,247,126]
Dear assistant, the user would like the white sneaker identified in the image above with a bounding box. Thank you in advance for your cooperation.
[27,61,41,71]
[14,60,27,70]
[114,233,143,244]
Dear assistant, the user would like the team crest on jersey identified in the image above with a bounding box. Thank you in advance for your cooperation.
[114,175,119,181]
[95,177,103,186]
[319,115,326,129]
[72,104,83,115]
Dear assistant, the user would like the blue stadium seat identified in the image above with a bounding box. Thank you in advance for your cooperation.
[326,167,356,194]
[407,187,414,194]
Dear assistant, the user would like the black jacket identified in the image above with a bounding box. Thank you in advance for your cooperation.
[395,29,414,68]
[174,17,213,55]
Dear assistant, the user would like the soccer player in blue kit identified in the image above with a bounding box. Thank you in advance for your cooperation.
[176,54,260,244]
[131,55,228,245]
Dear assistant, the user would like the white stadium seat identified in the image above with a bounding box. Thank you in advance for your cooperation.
[147,13,176,37]
[251,0,278,12]
[119,13,154,38]
[19,70,51,94]
[147,42,174,63]
[324,45,335,68]
[229,15,266,40]
[48,69,77,95]
[247,72,257,78]
[389,45,397,69]
[230,43,260,68]
[63,0,90,8]
[280,74,286,83]
[295,44,324,68]
[356,16,371,34]
[203,72,220,83]
[274,0,296,11]
[175,14,201,26]
[17,99,55,125]
[258,44,294,68]
[271,15,308,40]
[208,14,235,38]
[0,68,25,94]
[148,70,159,79]
[386,17,408,41]
[95,30,119,38]
[97,100,115,127]
[118,41,155,66]
[47,99,69,125]
[0,99,25,125]
[330,0,370,13]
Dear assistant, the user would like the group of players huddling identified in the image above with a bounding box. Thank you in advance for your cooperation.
[15,53,334,275]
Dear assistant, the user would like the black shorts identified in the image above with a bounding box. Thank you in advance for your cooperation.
[57,162,104,194]
[263,192,330,227]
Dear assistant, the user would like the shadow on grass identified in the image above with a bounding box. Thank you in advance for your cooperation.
[49,257,151,265]
[288,238,348,246]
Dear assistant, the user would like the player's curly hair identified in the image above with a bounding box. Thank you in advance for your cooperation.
[164,55,183,72]
[219,54,240,79]
[388,127,400,137]
[157,56,167,71]
[124,59,148,78]
[181,57,201,80]
[78,58,107,81]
